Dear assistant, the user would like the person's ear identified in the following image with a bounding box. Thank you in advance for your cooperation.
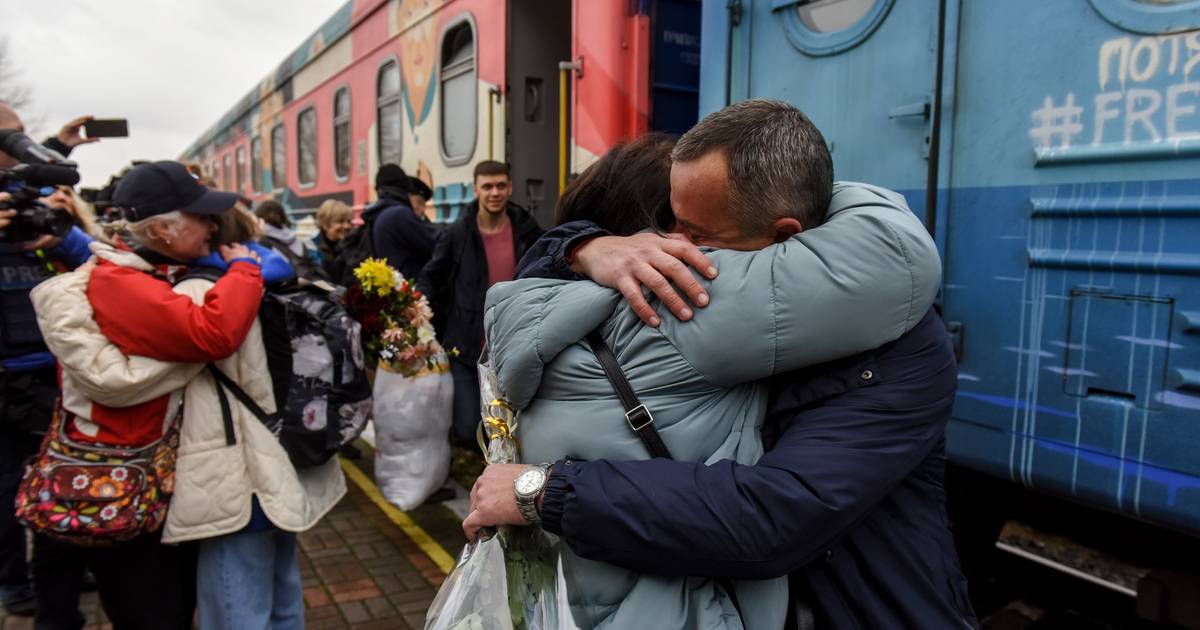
[770,217,803,243]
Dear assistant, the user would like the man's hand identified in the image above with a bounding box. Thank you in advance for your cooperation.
[0,206,13,231]
[56,115,99,149]
[21,235,63,251]
[463,463,529,542]
[571,233,718,327]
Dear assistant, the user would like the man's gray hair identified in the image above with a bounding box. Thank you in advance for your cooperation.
[671,99,833,236]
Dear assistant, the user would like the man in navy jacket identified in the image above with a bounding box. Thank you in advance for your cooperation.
[465,100,978,629]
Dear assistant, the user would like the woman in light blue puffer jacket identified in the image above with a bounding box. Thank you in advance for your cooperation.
[482,134,941,630]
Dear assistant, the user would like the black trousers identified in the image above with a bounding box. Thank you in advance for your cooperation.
[449,359,481,446]
[0,366,57,602]
[33,534,197,630]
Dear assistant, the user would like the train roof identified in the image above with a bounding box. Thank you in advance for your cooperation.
[179,0,354,161]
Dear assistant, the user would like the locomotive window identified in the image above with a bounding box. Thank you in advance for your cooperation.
[377,60,402,167]
[440,20,477,165]
[250,137,263,193]
[796,0,875,33]
[236,146,246,193]
[210,159,219,183]
[223,154,232,192]
[1089,0,1200,33]
[297,107,317,187]
[271,123,286,190]
[333,87,351,180]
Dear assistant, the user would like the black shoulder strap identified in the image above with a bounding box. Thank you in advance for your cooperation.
[584,330,673,459]
[207,364,272,447]
[584,328,743,618]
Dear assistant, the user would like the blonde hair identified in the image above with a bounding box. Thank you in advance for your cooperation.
[316,199,354,231]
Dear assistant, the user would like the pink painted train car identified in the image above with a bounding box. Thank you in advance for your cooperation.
[180,0,701,228]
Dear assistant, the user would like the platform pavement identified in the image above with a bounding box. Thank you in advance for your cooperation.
[0,438,472,630]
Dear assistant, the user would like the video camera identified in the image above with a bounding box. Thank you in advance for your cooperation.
[0,129,81,243]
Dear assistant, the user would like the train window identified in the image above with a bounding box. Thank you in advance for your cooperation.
[377,60,402,166]
[223,154,232,192]
[297,107,317,187]
[250,137,263,193]
[271,123,286,190]
[796,0,874,33]
[333,87,351,180]
[777,0,892,56]
[236,146,246,193]
[440,20,477,164]
[210,159,219,183]
[1089,0,1200,34]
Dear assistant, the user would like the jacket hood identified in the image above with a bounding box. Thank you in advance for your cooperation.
[484,279,621,409]
[262,224,298,246]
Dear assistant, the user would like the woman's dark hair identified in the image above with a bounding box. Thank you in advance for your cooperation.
[555,132,676,236]
[253,199,290,229]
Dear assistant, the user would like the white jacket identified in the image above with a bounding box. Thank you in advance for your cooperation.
[31,245,345,543]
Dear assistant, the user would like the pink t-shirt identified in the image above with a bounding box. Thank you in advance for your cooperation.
[481,221,516,287]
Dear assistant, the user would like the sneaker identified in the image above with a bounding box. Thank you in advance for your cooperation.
[3,594,36,617]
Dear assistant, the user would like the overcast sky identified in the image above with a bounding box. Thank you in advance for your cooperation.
[6,0,344,187]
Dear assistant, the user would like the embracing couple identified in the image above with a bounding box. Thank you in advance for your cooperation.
[465,100,979,629]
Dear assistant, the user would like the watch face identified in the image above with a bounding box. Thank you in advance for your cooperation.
[515,469,545,495]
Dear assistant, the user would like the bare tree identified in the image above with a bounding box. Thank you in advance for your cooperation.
[0,37,42,134]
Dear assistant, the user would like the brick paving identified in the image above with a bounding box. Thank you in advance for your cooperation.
[0,452,467,630]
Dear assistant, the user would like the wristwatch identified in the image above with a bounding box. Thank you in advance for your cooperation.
[513,463,551,524]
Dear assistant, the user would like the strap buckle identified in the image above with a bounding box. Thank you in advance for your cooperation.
[625,404,654,432]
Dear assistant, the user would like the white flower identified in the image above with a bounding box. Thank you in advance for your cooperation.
[302,397,328,430]
[292,334,334,381]
[99,505,119,521]
[111,467,128,482]
[71,474,89,490]
[417,325,436,344]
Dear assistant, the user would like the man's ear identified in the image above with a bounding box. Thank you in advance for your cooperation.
[770,217,803,243]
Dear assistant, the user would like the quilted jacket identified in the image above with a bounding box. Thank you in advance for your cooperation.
[31,243,345,543]
[484,182,941,629]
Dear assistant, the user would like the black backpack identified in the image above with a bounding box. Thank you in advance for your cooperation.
[176,269,373,468]
[330,211,377,287]
[258,235,330,283]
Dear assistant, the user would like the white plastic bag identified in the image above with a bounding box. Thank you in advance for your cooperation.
[372,356,453,509]
[425,362,580,630]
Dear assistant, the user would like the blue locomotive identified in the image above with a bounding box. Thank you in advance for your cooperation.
[697,0,1200,612]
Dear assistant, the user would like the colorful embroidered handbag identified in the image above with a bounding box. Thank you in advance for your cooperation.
[15,398,181,546]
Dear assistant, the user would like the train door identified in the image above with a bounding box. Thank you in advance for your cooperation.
[650,0,702,135]
[941,1,1200,534]
[507,0,571,226]
[706,0,946,211]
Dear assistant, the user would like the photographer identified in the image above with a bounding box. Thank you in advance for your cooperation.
[0,100,97,623]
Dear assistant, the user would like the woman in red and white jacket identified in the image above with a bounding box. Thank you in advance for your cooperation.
[33,162,344,630]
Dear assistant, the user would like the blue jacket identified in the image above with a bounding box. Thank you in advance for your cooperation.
[518,222,979,629]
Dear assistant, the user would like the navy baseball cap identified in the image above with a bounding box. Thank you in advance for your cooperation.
[113,161,240,221]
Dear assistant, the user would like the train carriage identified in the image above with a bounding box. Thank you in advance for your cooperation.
[701,0,1200,618]
[181,0,702,229]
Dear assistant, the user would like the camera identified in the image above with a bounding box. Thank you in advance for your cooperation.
[0,130,81,243]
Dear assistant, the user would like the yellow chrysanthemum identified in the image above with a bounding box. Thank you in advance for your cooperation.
[354,258,397,296]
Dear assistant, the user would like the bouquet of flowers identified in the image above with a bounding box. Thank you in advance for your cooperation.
[344,257,442,377]
[344,258,453,509]
[424,363,578,630]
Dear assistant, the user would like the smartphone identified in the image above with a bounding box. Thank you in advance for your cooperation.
[83,119,129,138]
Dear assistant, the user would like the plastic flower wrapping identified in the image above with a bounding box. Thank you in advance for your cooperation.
[424,363,579,630]
[343,258,443,377]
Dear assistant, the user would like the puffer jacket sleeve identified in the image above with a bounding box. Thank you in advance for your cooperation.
[660,182,940,388]
[31,268,204,407]
[88,259,263,363]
